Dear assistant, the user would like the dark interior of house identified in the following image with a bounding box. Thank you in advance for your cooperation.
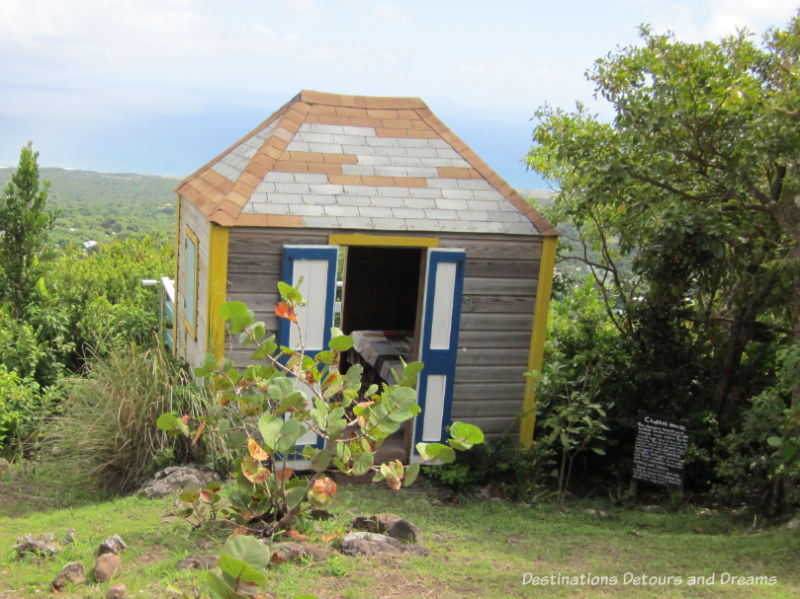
[340,246,422,334]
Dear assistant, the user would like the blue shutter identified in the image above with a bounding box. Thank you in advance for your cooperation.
[278,245,338,452]
[278,245,338,358]
[414,249,466,445]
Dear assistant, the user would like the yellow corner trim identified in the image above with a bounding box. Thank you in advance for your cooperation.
[329,233,438,247]
[207,224,229,360]
[520,236,557,448]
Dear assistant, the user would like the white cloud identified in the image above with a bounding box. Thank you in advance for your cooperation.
[375,0,410,24]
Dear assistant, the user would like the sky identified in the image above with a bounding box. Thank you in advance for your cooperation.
[1,1,798,190]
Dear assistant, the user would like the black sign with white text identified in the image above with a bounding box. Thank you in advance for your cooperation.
[632,414,690,487]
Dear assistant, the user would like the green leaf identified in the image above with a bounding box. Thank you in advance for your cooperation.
[403,462,420,487]
[277,418,305,453]
[219,301,255,335]
[258,414,283,452]
[328,335,353,352]
[207,571,248,599]
[285,486,307,510]
[194,353,218,378]
[310,448,332,473]
[353,451,373,475]
[767,436,783,449]
[179,482,201,504]
[449,422,485,451]
[250,336,277,360]
[156,413,179,432]
[217,554,267,588]
[416,442,456,463]
[277,281,303,303]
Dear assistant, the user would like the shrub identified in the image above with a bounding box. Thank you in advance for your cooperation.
[164,285,483,535]
[0,365,41,456]
[50,340,212,494]
[425,433,556,501]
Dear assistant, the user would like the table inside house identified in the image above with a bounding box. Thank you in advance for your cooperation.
[347,330,414,387]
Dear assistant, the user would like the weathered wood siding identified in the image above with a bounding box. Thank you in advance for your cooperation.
[175,197,211,367]
[439,234,540,436]
[223,228,541,437]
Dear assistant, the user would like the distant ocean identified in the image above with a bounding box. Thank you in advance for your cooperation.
[1,106,551,190]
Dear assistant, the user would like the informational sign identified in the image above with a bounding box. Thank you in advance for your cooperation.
[632,413,690,488]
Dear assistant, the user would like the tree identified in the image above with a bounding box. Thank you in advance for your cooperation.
[527,16,800,431]
[0,143,57,318]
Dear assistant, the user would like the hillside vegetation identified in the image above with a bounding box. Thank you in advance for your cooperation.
[0,168,179,245]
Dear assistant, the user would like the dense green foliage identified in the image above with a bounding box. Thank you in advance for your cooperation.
[525,17,800,512]
[0,147,175,456]
[0,167,177,245]
[0,144,57,318]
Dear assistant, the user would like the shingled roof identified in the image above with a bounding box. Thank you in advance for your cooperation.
[176,90,556,236]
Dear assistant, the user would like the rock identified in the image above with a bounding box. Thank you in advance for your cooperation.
[52,561,85,591]
[270,542,330,564]
[139,465,217,499]
[98,534,127,556]
[106,582,126,599]
[15,533,61,558]
[94,553,122,582]
[309,508,333,520]
[176,555,219,570]
[339,532,428,557]
[63,529,76,546]
[785,516,800,530]
[583,508,610,519]
[350,513,421,543]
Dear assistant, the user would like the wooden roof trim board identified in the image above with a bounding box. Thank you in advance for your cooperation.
[414,107,559,237]
[177,89,557,235]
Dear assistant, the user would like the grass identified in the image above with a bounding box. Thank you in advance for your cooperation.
[1,472,799,599]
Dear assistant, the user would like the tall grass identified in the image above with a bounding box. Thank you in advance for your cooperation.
[49,340,213,495]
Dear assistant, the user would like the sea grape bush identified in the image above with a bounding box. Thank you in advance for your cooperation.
[160,281,483,535]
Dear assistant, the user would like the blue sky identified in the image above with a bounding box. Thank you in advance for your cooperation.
[1,1,797,190]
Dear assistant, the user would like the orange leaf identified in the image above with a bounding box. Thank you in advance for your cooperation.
[275,467,294,481]
[287,530,310,541]
[180,414,190,426]
[241,456,270,484]
[274,301,297,322]
[247,437,270,461]
[191,421,206,446]
[312,476,337,497]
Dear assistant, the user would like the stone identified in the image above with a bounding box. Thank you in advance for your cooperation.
[15,533,61,558]
[339,532,428,557]
[271,541,330,564]
[52,561,86,591]
[583,508,610,519]
[350,513,421,543]
[94,553,122,582]
[106,582,126,599]
[98,534,127,556]
[176,555,219,570]
[139,465,217,499]
[785,516,800,530]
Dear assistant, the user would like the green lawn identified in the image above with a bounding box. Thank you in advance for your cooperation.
[1,473,798,599]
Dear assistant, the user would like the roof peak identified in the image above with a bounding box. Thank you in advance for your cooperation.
[297,90,428,110]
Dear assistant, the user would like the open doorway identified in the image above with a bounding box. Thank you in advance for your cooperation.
[339,245,425,461]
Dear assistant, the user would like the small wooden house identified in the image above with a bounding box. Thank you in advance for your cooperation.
[173,90,557,455]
